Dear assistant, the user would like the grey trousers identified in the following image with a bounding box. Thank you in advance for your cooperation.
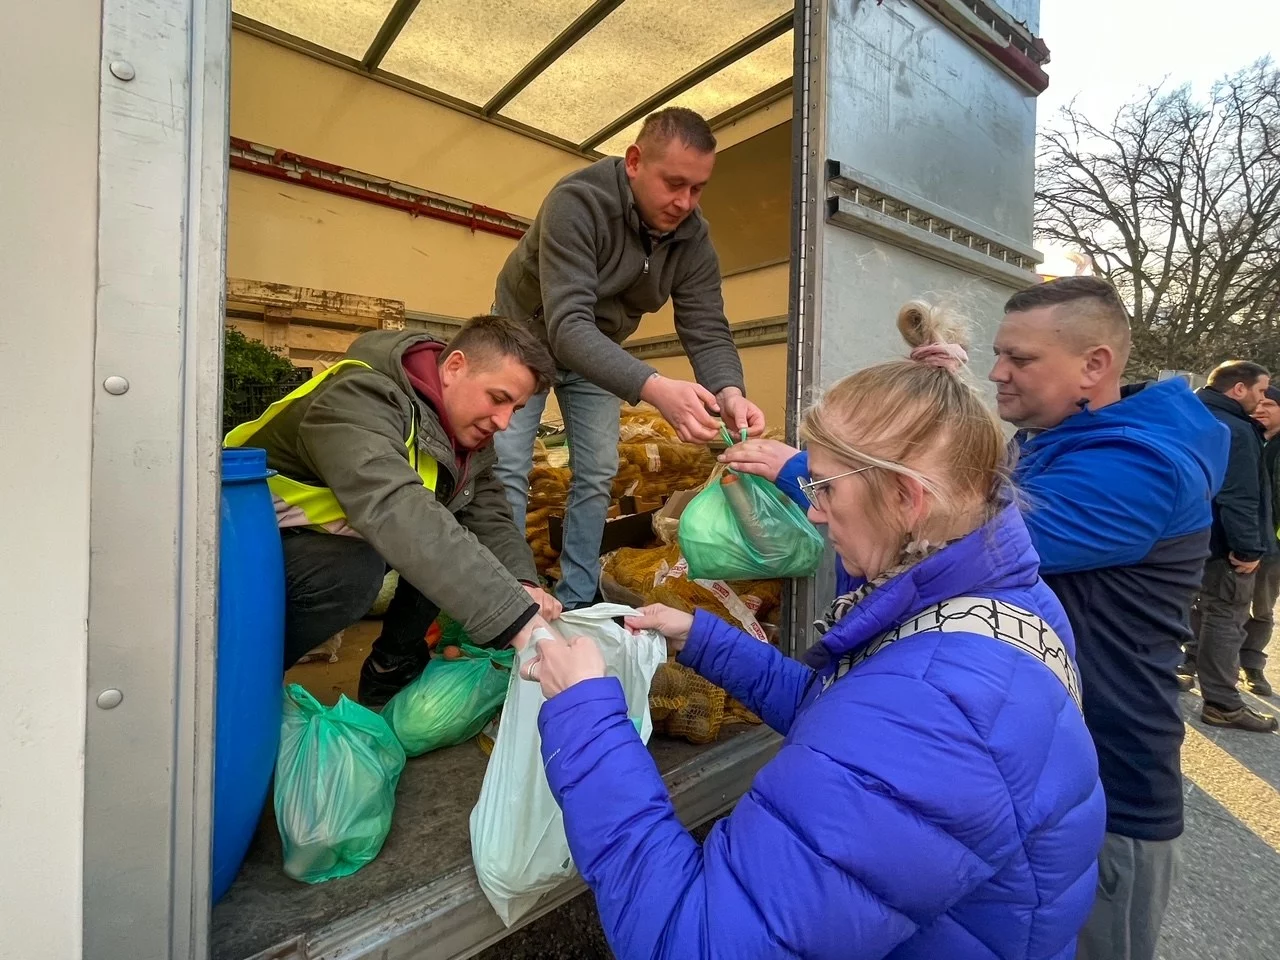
[1242,554,1280,671]
[1076,833,1180,960]
[1188,557,1256,711]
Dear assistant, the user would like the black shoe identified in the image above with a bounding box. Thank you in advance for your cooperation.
[358,649,429,709]
[1242,667,1274,697]
[1201,702,1279,732]
[1175,659,1197,693]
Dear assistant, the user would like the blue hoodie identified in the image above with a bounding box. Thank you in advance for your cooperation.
[1013,378,1228,841]
[537,504,1104,960]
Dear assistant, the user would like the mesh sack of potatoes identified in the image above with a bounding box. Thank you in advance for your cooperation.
[613,441,717,502]
[526,506,561,576]
[618,403,681,442]
[526,440,571,576]
[602,545,787,742]
[648,661,728,744]
[528,440,571,508]
[603,544,784,625]
[528,465,570,506]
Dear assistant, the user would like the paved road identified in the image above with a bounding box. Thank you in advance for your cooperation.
[1162,663,1280,960]
[485,666,1280,960]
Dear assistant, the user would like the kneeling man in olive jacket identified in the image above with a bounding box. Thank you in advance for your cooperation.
[226,315,560,705]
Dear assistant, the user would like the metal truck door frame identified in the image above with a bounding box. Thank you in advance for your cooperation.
[787,0,1045,643]
[787,0,832,650]
[83,1,229,957]
[79,0,1050,954]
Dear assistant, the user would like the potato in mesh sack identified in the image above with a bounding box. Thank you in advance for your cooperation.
[618,403,680,443]
[522,420,713,575]
[613,441,717,502]
[527,444,571,509]
[525,505,561,576]
[604,544,783,625]
[528,468,570,505]
[602,545,783,742]
[648,662,727,745]
[525,441,571,575]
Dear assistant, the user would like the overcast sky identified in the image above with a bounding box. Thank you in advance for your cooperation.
[1037,0,1279,128]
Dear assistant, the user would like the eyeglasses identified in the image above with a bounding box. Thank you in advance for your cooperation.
[797,465,875,508]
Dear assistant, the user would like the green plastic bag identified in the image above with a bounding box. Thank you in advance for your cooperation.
[678,428,825,581]
[274,684,406,884]
[382,641,515,757]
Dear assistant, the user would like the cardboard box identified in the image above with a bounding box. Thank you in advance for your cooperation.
[651,486,704,545]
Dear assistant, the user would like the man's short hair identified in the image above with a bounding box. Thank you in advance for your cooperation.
[1004,276,1132,365]
[1207,360,1270,393]
[442,315,555,393]
[636,107,716,154]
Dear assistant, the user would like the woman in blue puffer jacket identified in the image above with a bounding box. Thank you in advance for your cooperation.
[520,302,1107,960]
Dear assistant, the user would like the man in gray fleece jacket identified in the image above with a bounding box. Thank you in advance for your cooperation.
[494,107,765,607]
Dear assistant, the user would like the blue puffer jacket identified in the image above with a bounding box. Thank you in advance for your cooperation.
[537,503,1106,960]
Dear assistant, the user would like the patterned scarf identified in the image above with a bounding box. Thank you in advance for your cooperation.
[805,536,956,669]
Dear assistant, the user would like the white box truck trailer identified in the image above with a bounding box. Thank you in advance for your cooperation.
[0,2,1047,958]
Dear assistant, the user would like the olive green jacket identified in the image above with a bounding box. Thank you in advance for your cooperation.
[246,329,537,643]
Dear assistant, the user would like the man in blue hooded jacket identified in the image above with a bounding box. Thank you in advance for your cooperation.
[990,277,1229,960]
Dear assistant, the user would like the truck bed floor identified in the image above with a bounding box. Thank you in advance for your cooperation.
[212,731,735,960]
[211,623,747,960]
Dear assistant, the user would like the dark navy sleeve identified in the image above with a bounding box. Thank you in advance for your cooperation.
[835,562,860,596]
[775,450,809,508]
[1216,425,1266,560]
[1018,437,1182,575]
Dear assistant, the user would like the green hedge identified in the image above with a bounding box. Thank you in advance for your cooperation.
[223,327,307,435]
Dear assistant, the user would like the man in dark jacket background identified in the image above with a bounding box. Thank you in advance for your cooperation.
[991,277,1228,960]
[226,316,561,706]
[1241,385,1280,696]
[493,107,764,609]
[1181,362,1278,731]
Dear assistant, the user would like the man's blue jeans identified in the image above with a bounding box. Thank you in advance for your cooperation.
[493,369,621,608]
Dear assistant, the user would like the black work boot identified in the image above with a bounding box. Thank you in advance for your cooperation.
[1175,659,1197,693]
[1201,702,1279,733]
[358,648,429,709]
[1241,667,1274,698]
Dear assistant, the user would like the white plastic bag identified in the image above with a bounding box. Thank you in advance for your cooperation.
[469,604,666,926]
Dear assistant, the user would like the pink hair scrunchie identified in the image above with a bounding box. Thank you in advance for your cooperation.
[910,342,968,372]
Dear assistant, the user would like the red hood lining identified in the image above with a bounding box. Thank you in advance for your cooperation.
[401,341,474,478]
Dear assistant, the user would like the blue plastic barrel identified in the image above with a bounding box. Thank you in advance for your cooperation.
[213,447,285,902]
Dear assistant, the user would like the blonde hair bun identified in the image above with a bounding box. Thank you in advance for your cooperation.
[897,300,971,352]
[897,300,971,373]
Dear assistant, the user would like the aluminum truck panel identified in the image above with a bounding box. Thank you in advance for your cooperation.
[824,0,1037,241]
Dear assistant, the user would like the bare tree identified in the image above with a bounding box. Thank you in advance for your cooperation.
[1037,60,1280,378]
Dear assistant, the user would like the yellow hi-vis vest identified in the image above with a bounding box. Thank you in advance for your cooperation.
[224,359,438,527]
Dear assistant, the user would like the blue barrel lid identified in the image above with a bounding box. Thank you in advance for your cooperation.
[222,447,275,484]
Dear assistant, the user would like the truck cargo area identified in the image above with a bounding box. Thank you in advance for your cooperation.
[212,3,799,956]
